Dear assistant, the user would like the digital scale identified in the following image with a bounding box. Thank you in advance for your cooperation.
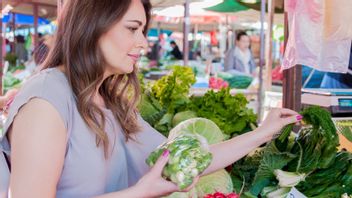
[301,88,352,151]
[301,88,352,117]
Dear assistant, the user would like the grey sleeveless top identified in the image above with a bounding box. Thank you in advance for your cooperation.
[0,68,166,198]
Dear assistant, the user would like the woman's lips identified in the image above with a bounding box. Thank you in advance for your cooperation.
[128,54,140,62]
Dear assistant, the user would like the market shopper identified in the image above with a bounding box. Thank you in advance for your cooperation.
[169,40,183,60]
[0,0,301,197]
[224,31,256,75]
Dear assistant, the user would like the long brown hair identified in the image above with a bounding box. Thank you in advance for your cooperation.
[43,0,151,158]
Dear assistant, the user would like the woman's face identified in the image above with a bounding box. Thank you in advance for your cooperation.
[99,0,148,76]
[237,35,250,50]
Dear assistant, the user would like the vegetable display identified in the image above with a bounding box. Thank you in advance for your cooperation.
[138,66,256,137]
[231,106,352,197]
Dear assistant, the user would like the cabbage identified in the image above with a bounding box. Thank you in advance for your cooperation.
[169,118,225,145]
[195,169,234,197]
[172,111,197,127]
[146,133,212,190]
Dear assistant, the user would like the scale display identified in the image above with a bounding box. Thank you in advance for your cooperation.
[339,98,352,107]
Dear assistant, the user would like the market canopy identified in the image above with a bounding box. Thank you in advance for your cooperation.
[237,0,284,13]
[204,0,249,13]
[2,0,57,19]
[2,0,207,19]
[2,13,50,25]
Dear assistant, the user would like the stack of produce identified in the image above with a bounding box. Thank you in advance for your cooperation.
[147,118,234,198]
[217,72,253,89]
[209,77,229,89]
[138,66,256,138]
[231,106,352,198]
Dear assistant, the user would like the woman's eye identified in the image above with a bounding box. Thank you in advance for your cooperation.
[127,27,138,32]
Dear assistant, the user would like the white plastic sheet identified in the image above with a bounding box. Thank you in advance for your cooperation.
[282,0,352,73]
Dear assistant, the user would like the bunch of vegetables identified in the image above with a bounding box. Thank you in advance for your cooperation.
[138,66,196,136]
[188,88,257,137]
[146,133,212,190]
[161,118,234,198]
[231,106,352,197]
[217,72,253,89]
[209,77,229,89]
[138,66,256,138]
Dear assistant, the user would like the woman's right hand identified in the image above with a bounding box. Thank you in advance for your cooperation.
[134,150,199,198]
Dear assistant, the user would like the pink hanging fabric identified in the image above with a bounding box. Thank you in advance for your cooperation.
[282,0,352,73]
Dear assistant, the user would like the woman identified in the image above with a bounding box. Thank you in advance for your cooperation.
[0,0,301,197]
[224,31,256,75]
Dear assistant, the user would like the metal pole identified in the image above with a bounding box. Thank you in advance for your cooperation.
[156,22,161,64]
[33,4,39,48]
[257,0,266,122]
[183,0,190,66]
[11,13,16,53]
[264,0,275,91]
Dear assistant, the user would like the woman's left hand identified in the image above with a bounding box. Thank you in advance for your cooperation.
[255,108,302,142]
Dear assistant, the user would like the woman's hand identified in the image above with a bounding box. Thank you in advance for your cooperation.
[255,108,302,142]
[134,150,199,198]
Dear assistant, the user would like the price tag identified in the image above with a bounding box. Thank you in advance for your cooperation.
[286,187,307,198]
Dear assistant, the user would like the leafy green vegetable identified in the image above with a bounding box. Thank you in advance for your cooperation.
[265,187,290,198]
[152,66,195,113]
[195,169,233,197]
[169,118,225,145]
[248,143,296,196]
[188,88,257,137]
[138,92,166,126]
[172,111,197,127]
[3,73,22,93]
[146,134,212,190]
[286,106,339,173]
[218,72,253,89]
[154,113,174,137]
[274,169,306,188]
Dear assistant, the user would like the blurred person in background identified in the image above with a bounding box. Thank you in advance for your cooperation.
[224,31,256,76]
[169,40,183,60]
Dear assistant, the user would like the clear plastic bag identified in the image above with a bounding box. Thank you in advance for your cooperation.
[146,133,212,190]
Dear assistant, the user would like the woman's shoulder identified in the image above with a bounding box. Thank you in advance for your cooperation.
[21,68,71,96]
[4,68,74,132]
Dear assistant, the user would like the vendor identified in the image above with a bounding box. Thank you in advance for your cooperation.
[224,31,256,76]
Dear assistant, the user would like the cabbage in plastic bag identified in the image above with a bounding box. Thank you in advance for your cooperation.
[146,133,212,190]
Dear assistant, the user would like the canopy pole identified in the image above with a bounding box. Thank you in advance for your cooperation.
[183,0,190,66]
[11,13,16,53]
[264,0,275,91]
[257,0,266,122]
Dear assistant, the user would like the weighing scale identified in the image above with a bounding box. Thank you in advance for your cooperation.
[302,88,352,116]
[301,88,352,151]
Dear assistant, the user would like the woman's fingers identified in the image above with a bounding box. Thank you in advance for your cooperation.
[151,150,170,175]
[180,176,200,192]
